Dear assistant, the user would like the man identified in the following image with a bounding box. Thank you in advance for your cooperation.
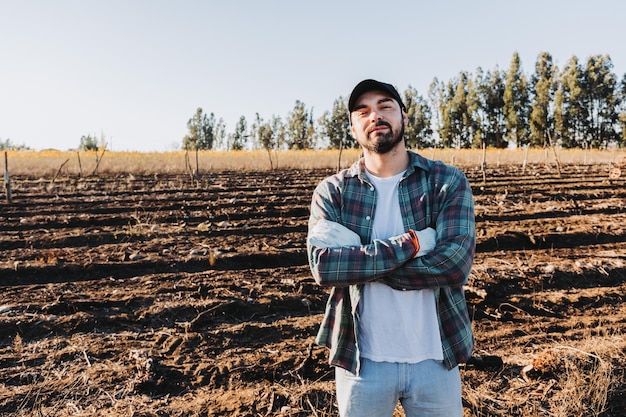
[307,79,475,416]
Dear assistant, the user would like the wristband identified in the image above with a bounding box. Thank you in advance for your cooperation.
[407,229,420,258]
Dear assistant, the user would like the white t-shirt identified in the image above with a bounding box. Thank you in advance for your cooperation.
[358,170,444,363]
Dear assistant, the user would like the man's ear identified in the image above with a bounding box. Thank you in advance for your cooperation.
[402,110,409,126]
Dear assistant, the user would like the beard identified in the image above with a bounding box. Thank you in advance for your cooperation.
[362,120,405,154]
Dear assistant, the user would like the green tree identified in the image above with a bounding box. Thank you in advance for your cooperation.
[79,134,99,151]
[440,71,474,148]
[581,54,619,148]
[466,72,483,148]
[554,56,586,148]
[286,100,315,149]
[273,116,287,151]
[0,138,29,150]
[428,78,444,147]
[183,108,217,150]
[435,79,455,148]
[317,97,352,150]
[477,68,507,148]
[503,52,530,147]
[618,73,626,146]
[403,86,433,149]
[231,116,248,151]
[251,113,282,168]
[250,113,264,150]
[529,52,557,147]
[214,117,226,150]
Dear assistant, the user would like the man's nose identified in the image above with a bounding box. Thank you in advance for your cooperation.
[368,110,382,122]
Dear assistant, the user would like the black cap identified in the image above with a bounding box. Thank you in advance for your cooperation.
[348,79,406,113]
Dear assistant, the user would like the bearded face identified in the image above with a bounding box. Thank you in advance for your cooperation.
[362,119,405,154]
[350,91,407,155]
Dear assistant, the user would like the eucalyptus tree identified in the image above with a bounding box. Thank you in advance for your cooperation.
[619,73,626,145]
[529,52,557,147]
[402,86,434,149]
[554,56,586,148]
[231,116,248,151]
[553,86,567,147]
[477,68,507,148]
[79,134,99,151]
[503,52,530,147]
[183,108,217,150]
[214,118,227,150]
[466,73,483,148]
[251,113,282,169]
[0,138,29,150]
[317,96,352,150]
[582,54,618,148]
[272,116,286,151]
[434,79,454,148]
[437,72,474,148]
[286,100,315,149]
[427,78,443,146]
[454,71,477,148]
[250,113,269,150]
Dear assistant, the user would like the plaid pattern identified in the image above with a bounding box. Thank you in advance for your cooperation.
[307,151,476,374]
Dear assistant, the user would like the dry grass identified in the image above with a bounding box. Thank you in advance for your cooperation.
[462,329,624,417]
[2,148,624,177]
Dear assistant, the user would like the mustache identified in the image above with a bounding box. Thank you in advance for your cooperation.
[366,120,392,134]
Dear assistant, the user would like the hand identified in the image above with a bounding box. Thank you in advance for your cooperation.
[307,219,361,248]
[413,227,436,257]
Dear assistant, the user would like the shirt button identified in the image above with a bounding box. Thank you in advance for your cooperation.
[365,216,371,221]
[370,186,375,191]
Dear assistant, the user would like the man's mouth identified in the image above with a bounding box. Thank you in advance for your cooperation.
[368,121,391,134]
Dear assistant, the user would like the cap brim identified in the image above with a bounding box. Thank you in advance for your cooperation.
[348,79,405,112]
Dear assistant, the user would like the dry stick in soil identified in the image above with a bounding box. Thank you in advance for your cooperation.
[184,148,195,180]
[336,139,344,174]
[522,146,529,174]
[4,151,12,203]
[76,150,83,177]
[481,143,487,184]
[51,158,71,184]
[91,146,106,176]
[189,300,238,330]
[546,132,562,177]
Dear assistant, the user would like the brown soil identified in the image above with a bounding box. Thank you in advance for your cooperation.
[1,165,624,416]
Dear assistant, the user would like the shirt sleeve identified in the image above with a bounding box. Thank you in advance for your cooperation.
[381,168,476,290]
[307,180,418,288]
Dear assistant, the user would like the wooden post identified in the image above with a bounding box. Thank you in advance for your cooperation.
[336,139,344,173]
[76,151,83,177]
[481,143,487,183]
[195,148,200,179]
[4,151,12,203]
[546,132,562,178]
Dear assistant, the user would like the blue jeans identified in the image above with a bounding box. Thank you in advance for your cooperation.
[335,358,463,417]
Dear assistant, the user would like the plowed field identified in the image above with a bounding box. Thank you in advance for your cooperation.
[1,164,624,416]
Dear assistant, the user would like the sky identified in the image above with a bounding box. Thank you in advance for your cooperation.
[1,0,625,152]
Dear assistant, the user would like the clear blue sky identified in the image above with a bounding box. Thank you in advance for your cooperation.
[1,0,624,152]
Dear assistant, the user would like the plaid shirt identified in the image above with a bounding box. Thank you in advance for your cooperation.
[307,151,475,374]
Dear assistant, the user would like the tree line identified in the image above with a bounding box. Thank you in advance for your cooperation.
[183,52,626,152]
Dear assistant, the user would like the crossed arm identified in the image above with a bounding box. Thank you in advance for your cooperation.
[307,179,475,290]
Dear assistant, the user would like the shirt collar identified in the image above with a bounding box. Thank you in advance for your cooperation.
[348,150,432,180]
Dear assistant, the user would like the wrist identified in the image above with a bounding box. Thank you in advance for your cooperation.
[407,229,420,258]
